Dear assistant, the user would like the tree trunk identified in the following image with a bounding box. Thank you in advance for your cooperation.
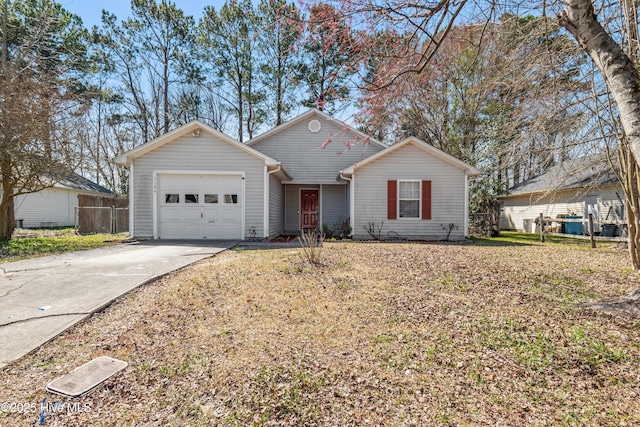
[163,49,170,134]
[560,0,640,271]
[0,183,15,240]
[559,0,640,165]
[621,148,640,269]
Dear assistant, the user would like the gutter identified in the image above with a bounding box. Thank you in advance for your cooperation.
[339,172,354,237]
[264,164,283,238]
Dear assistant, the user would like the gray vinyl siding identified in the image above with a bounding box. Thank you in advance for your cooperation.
[269,173,284,236]
[131,133,265,239]
[14,188,82,228]
[353,144,467,240]
[251,115,385,183]
[321,185,347,231]
[284,184,319,232]
[499,186,624,232]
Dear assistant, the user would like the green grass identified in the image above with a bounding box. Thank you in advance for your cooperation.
[0,228,129,262]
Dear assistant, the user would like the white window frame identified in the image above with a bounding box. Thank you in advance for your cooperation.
[398,180,421,219]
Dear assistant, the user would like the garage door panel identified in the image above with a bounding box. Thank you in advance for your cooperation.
[220,208,240,221]
[158,174,243,240]
[161,224,183,238]
[203,221,220,237]
[183,208,202,221]
[161,208,184,222]
[184,224,202,237]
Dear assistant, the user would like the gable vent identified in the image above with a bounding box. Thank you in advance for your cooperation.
[308,119,321,133]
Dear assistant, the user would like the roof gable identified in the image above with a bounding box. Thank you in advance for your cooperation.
[244,109,386,183]
[247,109,388,150]
[114,120,280,167]
[341,137,481,175]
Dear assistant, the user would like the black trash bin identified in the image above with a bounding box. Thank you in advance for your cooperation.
[601,224,617,237]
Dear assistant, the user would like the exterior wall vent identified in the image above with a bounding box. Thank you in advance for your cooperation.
[308,119,321,133]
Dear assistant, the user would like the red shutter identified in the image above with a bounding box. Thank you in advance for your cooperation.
[422,180,432,220]
[387,180,397,219]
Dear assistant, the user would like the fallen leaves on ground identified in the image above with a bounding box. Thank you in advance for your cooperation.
[2,239,640,426]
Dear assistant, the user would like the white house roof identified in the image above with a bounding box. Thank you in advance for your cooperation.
[246,109,388,150]
[113,120,286,172]
[340,136,482,176]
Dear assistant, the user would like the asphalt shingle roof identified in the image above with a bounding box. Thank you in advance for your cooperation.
[55,173,115,195]
[506,154,619,196]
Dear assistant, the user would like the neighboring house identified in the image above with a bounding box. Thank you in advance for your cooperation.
[114,109,481,241]
[14,173,115,228]
[498,155,624,233]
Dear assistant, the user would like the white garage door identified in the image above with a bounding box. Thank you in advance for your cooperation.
[158,173,243,239]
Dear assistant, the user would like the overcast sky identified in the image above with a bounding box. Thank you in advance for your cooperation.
[60,0,226,28]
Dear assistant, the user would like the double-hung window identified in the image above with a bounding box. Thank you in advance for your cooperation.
[398,181,420,218]
[387,180,432,220]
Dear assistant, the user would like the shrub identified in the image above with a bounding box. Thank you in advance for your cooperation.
[297,228,324,264]
[363,221,384,240]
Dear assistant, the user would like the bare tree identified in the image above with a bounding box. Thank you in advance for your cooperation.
[559,0,640,167]
[357,16,590,218]
[256,0,303,126]
[0,0,89,239]
[570,0,640,269]
[96,0,196,142]
[199,0,265,142]
[298,3,358,113]
[314,0,640,269]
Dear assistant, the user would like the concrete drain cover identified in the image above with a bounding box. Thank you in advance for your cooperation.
[46,356,128,397]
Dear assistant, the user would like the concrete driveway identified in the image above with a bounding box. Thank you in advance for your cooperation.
[0,240,236,368]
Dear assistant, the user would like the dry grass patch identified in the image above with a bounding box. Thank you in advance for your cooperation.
[2,241,640,426]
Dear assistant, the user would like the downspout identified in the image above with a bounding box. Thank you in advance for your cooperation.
[265,164,282,239]
[464,171,470,237]
[339,172,354,237]
[129,163,134,239]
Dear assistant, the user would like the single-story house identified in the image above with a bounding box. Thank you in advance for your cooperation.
[114,109,481,240]
[498,155,624,234]
[14,173,115,228]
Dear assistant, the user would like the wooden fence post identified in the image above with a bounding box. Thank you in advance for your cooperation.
[588,213,596,248]
[111,205,116,234]
[539,212,545,242]
[488,213,493,237]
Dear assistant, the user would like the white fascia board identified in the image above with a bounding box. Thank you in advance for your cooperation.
[114,120,279,166]
[343,137,481,175]
[247,109,387,150]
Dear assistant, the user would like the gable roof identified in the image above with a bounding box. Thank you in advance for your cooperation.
[113,120,284,168]
[340,136,482,175]
[501,154,620,198]
[54,172,115,195]
[246,109,388,150]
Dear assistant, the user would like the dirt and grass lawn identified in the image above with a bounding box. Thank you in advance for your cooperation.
[2,234,640,426]
[0,228,129,262]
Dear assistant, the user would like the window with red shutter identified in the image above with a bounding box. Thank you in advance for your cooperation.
[387,180,397,219]
[422,180,432,220]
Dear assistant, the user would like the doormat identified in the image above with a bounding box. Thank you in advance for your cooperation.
[46,356,128,397]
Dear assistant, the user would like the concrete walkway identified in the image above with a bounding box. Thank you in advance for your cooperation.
[0,240,236,368]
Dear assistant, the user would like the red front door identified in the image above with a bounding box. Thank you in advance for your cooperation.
[301,190,319,229]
